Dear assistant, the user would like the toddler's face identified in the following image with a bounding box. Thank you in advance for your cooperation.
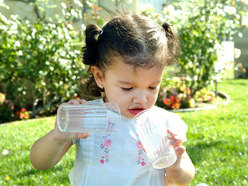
[92,58,165,119]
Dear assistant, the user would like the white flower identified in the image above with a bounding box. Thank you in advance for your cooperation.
[224,6,236,15]
[61,3,66,9]
[14,41,21,47]
[2,149,10,155]
[67,24,73,30]
[234,48,241,59]
[1,15,9,24]
[0,25,7,31]
[74,0,83,7]
[81,24,86,31]
[17,50,23,55]
[167,4,175,13]
[31,28,37,38]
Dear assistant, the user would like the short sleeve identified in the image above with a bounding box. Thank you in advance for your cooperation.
[166,112,188,142]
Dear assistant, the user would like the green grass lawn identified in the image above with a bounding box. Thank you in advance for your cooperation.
[0,79,247,185]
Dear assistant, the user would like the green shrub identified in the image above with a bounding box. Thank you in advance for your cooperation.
[141,1,248,99]
[162,0,248,97]
[0,93,15,123]
[0,2,88,118]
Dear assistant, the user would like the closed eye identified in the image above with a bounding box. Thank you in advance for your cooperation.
[149,86,158,90]
[122,87,133,91]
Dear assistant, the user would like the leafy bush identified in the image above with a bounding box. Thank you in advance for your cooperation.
[162,0,248,97]
[0,93,15,123]
[0,2,87,118]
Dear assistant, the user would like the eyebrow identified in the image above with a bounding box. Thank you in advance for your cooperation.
[117,80,161,85]
[117,81,132,85]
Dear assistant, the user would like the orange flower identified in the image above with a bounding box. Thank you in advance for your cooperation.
[163,95,181,110]
[19,108,30,120]
[74,93,78,99]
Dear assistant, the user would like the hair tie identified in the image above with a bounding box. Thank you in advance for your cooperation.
[99,30,103,35]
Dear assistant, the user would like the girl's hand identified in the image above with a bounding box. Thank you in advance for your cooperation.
[53,99,90,144]
[165,129,195,185]
[167,129,186,162]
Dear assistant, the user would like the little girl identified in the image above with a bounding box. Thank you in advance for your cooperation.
[30,14,195,185]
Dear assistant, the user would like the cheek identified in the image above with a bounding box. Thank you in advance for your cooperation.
[104,87,126,102]
[149,90,159,104]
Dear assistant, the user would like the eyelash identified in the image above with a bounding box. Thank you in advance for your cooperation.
[121,86,158,91]
[122,87,133,91]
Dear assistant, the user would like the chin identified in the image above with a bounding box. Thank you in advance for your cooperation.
[122,112,135,119]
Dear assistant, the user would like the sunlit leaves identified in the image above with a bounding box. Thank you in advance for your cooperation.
[0,1,87,117]
[162,0,247,96]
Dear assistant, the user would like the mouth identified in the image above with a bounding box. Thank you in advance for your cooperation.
[128,107,145,115]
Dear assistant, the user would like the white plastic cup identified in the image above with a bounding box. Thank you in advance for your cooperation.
[133,109,177,169]
[57,102,121,133]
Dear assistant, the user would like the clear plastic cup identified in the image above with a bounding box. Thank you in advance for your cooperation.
[133,109,177,169]
[57,102,121,133]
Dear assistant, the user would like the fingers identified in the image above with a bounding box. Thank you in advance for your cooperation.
[68,99,80,105]
[167,129,182,147]
[78,132,90,139]
[175,146,186,155]
[68,99,88,104]
[167,128,176,138]
[78,99,88,104]
[167,129,186,156]
[170,136,183,148]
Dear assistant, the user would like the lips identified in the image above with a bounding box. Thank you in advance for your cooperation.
[128,107,145,115]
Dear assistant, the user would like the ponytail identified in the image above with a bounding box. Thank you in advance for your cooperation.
[81,24,103,98]
[82,24,102,65]
[162,22,180,65]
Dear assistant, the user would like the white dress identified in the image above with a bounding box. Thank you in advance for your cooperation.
[69,99,188,186]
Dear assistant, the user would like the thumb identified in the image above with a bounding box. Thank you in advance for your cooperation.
[77,132,90,139]
[175,146,186,158]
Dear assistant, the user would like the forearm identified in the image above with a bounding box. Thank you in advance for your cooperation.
[30,130,71,170]
[165,152,195,185]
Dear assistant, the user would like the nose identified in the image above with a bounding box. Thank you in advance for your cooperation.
[133,90,148,104]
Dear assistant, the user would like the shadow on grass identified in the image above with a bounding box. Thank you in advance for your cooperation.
[186,140,224,165]
[224,79,248,86]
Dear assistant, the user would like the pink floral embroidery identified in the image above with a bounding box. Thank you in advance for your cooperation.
[100,134,111,164]
[106,121,116,132]
[141,161,146,166]
[104,139,112,147]
[136,139,146,166]
[136,141,143,149]
[100,159,104,164]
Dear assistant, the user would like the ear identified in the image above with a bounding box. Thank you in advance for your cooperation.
[91,65,104,89]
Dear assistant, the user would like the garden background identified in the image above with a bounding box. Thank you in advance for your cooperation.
[0,0,248,185]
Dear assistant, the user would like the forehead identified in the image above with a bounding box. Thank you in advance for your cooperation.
[107,55,163,72]
[105,57,165,81]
